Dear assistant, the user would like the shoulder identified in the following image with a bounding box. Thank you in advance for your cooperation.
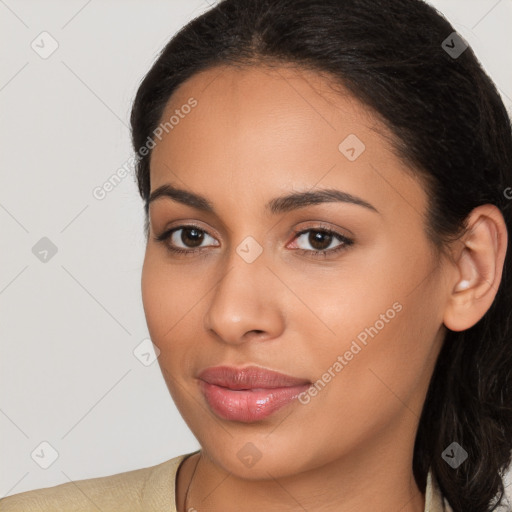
[0,452,195,512]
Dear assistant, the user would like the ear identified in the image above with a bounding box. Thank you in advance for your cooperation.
[443,204,508,332]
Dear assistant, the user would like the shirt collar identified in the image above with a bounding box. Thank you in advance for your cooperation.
[425,467,453,512]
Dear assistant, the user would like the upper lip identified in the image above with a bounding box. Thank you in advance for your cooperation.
[198,365,311,390]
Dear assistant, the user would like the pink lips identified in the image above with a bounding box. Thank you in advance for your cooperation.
[198,365,311,423]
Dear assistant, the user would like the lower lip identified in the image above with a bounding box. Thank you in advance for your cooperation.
[200,381,310,423]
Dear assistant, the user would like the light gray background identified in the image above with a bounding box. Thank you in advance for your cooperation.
[1,0,511,501]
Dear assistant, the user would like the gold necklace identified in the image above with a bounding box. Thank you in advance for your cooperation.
[183,452,200,512]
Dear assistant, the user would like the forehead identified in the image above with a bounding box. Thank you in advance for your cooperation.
[148,64,428,222]
[155,63,385,147]
[150,64,382,175]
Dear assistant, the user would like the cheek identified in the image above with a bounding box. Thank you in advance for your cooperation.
[295,239,439,409]
[141,255,168,340]
[140,249,205,378]
[141,249,191,340]
[141,252,211,431]
[141,256,186,382]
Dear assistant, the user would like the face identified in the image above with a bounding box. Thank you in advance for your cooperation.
[142,64,449,479]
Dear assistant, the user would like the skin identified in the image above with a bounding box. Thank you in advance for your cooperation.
[141,64,508,512]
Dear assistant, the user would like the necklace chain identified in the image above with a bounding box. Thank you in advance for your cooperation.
[183,452,200,512]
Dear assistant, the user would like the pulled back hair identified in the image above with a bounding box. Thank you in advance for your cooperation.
[130,0,512,510]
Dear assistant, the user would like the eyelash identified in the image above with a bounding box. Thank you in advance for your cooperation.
[153,223,354,259]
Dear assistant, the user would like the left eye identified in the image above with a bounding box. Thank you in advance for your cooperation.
[292,229,347,252]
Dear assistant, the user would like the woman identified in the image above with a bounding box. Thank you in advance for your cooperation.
[2,0,511,510]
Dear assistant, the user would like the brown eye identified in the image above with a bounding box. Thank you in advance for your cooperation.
[288,224,354,258]
[154,224,352,259]
[306,231,335,251]
[294,229,348,253]
[177,227,205,248]
[154,225,220,256]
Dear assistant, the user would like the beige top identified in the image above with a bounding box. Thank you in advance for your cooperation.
[0,451,453,511]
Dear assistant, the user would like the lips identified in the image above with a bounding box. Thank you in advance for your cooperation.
[198,365,311,389]
[198,365,311,423]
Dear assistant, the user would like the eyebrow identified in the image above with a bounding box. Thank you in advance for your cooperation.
[148,183,379,215]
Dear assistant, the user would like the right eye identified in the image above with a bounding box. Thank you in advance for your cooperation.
[154,224,220,256]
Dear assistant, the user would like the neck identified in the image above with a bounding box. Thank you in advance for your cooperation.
[177,413,426,512]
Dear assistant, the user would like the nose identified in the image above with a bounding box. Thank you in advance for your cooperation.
[203,248,285,346]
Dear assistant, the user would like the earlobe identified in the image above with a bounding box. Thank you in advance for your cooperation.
[443,205,507,332]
